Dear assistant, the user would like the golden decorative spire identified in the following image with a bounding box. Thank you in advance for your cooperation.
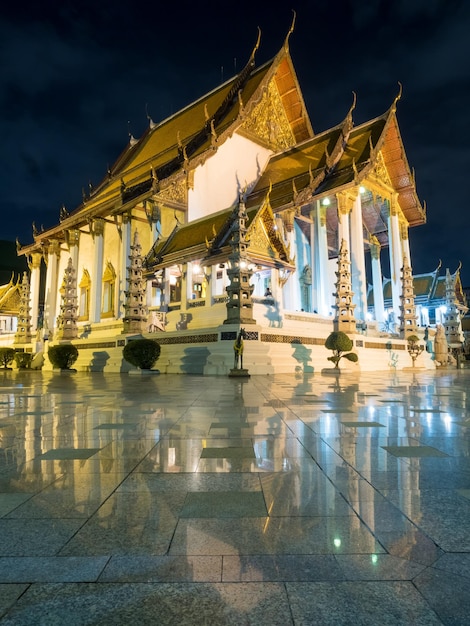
[265,180,273,206]
[391,82,403,113]
[292,178,298,199]
[249,27,262,64]
[146,103,156,129]
[284,10,296,51]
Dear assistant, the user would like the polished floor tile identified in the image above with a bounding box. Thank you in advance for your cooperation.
[1,368,470,623]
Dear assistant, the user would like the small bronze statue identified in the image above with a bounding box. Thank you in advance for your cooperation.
[233,328,245,369]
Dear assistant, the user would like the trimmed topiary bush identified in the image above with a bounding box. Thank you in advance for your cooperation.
[123,338,161,370]
[48,344,79,370]
[14,352,33,369]
[0,348,15,369]
[325,331,359,369]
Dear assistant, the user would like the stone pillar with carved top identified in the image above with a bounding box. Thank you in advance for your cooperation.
[387,195,403,329]
[90,218,105,324]
[28,252,42,332]
[370,236,385,324]
[43,239,61,335]
[312,201,330,316]
[350,192,368,322]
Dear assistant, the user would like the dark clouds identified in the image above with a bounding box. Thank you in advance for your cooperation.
[1,0,470,284]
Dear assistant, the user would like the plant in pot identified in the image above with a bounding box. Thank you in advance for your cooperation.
[48,344,79,370]
[324,331,358,370]
[0,348,15,370]
[14,352,33,369]
[406,334,424,367]
[123,338,161,371]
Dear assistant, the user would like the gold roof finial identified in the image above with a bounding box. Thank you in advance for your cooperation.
[348,91,357,116]
[292,178,298,199]
[238,90,244,111]
[352,158,359,182]
[392,82,403,112]
[265,180,273,206]
[249,27,262,65]
[284,10,297,51]
[146,103,156,129]
[210,120,218,147]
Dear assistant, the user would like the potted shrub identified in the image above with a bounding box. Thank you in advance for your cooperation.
[48,344,79,370]
[406,334,424,367]
[123,338,161,373]
[324,331,358,370]
[14,352,33,369]
[0,348,15,370]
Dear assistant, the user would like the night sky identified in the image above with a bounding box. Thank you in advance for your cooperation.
[2,1,470,285]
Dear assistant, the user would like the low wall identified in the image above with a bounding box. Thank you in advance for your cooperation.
[3,320,437,375]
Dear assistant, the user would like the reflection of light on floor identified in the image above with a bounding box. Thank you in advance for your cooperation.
[442,413,452,432]
[263,500,275,534]
[333,537,341,548]
[324,414,332,436]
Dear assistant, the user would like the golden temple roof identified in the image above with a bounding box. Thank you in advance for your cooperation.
[247,104,425,236]
[19,36,312,255]
[144,200,293,272]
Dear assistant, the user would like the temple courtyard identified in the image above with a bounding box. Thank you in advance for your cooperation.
[0,367,469,624]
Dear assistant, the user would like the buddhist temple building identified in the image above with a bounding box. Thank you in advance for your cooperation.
[15,24,446,373]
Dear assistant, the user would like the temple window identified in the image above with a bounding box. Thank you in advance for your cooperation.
[78,269,91,320]
[190,262,206,299]
[102,261,116,318]
[169,266,181,303]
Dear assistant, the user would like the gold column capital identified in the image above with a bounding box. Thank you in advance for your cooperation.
[93,218,105,237]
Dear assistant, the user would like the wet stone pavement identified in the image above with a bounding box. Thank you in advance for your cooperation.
[0,368,469,624]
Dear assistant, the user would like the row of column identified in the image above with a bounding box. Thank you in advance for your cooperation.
[307,188,409,325]
[28,213,159,334]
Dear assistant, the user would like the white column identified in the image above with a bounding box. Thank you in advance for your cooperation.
[370,238,385,324]
[118,212,132,319]
[336,193,351,252]
[387,196,403,328]
[350,192,368,321]
[282,229,297,311]
[401,221,411,269]
[90,218,105,324]
[313,201,330,316]
[309,215,316,312]
[29,252,42,332]
[68,229,80,272]
[44,239,61,334]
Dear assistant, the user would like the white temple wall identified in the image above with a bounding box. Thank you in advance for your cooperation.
[188,133,272,221]
[77,234,94,284]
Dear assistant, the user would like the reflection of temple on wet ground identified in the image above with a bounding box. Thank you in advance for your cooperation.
[1,368,470,622]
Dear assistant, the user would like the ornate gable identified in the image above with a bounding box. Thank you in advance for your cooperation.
[241,80,297,151]
[247,201,294,268]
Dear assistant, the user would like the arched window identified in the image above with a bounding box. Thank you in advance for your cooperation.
[78,269,91,320]
[102,261,116,317]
